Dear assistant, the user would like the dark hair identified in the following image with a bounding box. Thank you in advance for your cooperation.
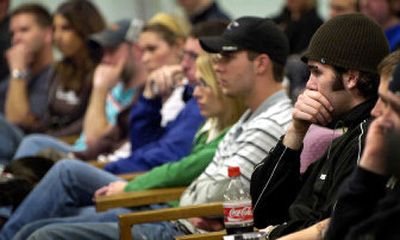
[142,23,182,46]
[190,20,229,38]
[11,3,51,27]
[333,66,380,98]
[56,0,105,40]
[247,51,285,83]
[54,0,106,92]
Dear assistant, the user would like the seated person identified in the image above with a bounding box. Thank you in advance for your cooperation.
[250,13,389,239]
[0,1,105,162]
[325,54,400,240]
[12,18,145,159]
[271,48,400,240]
[0,53,246,240]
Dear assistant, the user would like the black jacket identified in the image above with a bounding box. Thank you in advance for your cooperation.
[273,8,323,54]
[250,98,377,239]
[189,2,230,25]
[326,167,400,240]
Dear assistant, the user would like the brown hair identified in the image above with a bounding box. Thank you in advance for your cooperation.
[378,50,400,79]
[247,51,285,83]
[54,0,106,92]
[11,3,52,27]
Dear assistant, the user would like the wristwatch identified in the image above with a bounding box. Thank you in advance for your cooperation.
[11,69,30,80]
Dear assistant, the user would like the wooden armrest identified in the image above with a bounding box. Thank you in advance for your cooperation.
[118,202,223,240]
[96,187,186,212]
[88,160,108,168]
[175,231,225,240]
[118,172,144,180]
[87,161,145,180]
[58,135,79,144]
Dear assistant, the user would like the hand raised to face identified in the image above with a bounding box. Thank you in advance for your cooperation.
[292,89,334,132]
[6,44,33,71]
[93,58,126,91]
[143,65,183,99]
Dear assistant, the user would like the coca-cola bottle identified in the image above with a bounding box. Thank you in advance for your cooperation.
[223,166,254,235]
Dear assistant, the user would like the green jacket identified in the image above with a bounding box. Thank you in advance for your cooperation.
[124,127,228,193]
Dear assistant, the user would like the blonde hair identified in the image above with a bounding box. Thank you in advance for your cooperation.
[147,12,188,38]
[196,54,247,130]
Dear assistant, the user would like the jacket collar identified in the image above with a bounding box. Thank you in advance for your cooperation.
[326,96,377,130]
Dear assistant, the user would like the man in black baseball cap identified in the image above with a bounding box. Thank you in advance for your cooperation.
[200,16,289,65]
[192,16,294,236]
[200,16,290,110]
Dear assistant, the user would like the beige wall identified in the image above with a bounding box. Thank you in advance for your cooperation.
[10,0,330,24]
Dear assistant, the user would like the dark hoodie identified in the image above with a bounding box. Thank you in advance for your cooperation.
[250,97,377,239]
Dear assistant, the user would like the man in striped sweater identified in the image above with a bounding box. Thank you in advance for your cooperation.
[171,16,294,235]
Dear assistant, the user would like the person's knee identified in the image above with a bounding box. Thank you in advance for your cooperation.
[27,227,58,240]
[55,159,82,171]
[50,159,80,181]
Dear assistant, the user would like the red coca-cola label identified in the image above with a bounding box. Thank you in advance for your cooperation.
[223,200,253,226]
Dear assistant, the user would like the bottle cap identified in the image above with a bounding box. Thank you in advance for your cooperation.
[228,166,240,177]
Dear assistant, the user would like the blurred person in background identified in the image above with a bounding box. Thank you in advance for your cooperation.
[0,0,105,163]
[273,0,322,55]
[0,3,53,164]
[329,0,358,18]
[0,0,11,81]
[177,0,230,25]
[275,0,323,102]
[361,0,400,51]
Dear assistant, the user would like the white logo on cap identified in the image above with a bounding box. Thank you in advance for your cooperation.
[227,21,239,30]
[222,46,238,51]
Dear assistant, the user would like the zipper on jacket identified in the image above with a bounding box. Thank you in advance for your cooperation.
[253,147,287,210]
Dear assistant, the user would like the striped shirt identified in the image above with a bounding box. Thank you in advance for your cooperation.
[179,90,293,206]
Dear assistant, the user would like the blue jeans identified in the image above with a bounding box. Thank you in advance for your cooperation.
[0,159,122,240]
[7,158,181,240]
[26,220,184,240]
[13,134,74,159]
[0,114,23,165]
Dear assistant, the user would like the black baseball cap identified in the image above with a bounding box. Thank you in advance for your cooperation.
[199,16,289,65]
[88,19,143,49]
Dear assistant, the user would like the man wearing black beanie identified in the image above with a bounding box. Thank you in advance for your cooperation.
[251,13,390,239]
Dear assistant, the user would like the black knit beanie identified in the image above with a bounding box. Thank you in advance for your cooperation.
[302,13,389,74]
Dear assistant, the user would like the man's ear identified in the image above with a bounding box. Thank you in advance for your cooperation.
[344,70,360,89]
[44,27,53,45]
[132,43,142,61]
[254,53,270,75]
